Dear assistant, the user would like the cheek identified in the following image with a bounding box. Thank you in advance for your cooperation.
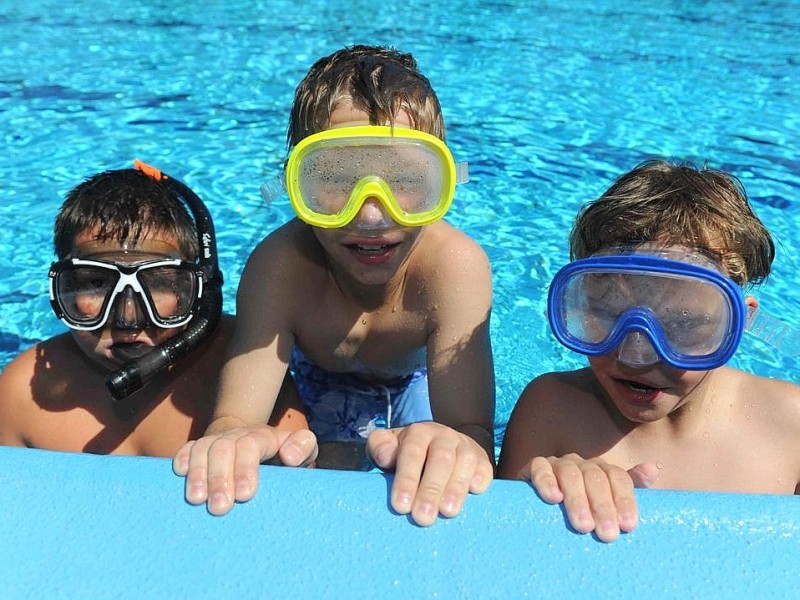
[312,228,337,246]
[587,355,613,373]
[70,330,103,358]
[149,326,184,345]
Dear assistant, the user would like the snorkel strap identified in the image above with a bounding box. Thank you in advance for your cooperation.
[746,306,800,357]
[106,161,224,413]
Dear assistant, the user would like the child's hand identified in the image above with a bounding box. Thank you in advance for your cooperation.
[173,425,318,515]
[366,422,494,527]
[522,454,656,543]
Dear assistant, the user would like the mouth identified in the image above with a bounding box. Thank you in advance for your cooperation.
[343,237,403,259]
[621,378,657,392]
[612,376,666,404]
[346,242,396,255]
[109,341,153,363]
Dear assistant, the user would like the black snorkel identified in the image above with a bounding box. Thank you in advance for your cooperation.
[106,161,223,415]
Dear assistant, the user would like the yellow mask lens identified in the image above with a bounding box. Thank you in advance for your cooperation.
[285,126,458,228]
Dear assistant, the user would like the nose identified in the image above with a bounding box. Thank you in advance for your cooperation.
[112,287,149,329]
[348,197,394,231]
[616,331,660,368]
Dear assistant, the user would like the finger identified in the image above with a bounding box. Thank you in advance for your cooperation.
[438,442,481,518]
[365,428,400,470]
[204,435,238,516]
[629,462,659,489]
[408,433,458,526]
[173,440,194,476]
[230,432,272,503]
[468,449,494,495]
[525,456,564,504]
[607,463,640,533]
[183,436,215,505]
[552,458,595,535]
[387,427,428,518]
[581,461,621,543]
[277,429,319,467]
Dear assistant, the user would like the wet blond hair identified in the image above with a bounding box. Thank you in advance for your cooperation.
[570,160,774,286]
[287,44,445,148]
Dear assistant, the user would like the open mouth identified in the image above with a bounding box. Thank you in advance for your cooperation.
[346,242,398,256]
[621,378,657,393]
[612,376,666,404]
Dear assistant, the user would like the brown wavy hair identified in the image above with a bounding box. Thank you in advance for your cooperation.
[569,160,774,286]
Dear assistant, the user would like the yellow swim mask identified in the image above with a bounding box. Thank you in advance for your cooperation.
[262,126,468,228]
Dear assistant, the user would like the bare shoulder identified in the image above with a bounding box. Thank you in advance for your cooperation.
[247,219,324,273]
[508,369,596,433]
[731,367,800,431]
[0,335,80,444]
[498,369,597,478]
[0,343,39,408]
[236,220,326,320]
[413,221,492,308]
[419,221,490,272]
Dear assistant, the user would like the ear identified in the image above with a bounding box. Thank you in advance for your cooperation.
[744,295,759,310]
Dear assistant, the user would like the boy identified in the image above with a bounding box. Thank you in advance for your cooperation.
[499,160,800,541]
[0,162,305,456]
[173,45,497,526]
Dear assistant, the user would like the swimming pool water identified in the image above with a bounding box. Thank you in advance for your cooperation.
[2,0,799,449]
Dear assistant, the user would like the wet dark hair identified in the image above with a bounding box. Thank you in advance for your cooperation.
[570,160,775,286]
[54,168,198,260]
[288,44,445,147]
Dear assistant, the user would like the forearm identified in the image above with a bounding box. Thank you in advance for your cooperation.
[204,414,253,436]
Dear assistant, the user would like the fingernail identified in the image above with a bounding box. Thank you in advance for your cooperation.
[188,483,205,502]
[416,502,435,520]
[236,480,252,496]
[375,446,393,467]
[210,492,230,512]
[394,492,412,512]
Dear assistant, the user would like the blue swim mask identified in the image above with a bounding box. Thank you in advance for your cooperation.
[547,246,750,370]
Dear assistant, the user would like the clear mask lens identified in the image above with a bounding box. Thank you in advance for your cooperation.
[284,126,460,228]
[50,258,200,330]
[547,251,748,370]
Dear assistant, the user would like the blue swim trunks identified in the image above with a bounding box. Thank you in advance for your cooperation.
[289,347,432,443]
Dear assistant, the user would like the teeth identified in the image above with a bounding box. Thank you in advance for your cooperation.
[356,244,388,254]
[625,380,653,392]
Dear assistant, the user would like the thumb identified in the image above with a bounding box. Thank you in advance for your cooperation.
[628,462,659,488]
[276,429,318,467]
[365,428,400,470]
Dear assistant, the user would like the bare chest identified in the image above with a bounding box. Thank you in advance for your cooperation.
[601,429,797,494]
[297,303,428,378]
[26,371,211,457]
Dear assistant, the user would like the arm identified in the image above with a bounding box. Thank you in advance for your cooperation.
[173,232,318,515]
[367,228,495,526]
[0,346,37,447]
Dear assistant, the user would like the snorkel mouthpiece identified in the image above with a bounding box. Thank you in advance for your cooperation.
[106,288,223,401]
[106,161,223,412]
